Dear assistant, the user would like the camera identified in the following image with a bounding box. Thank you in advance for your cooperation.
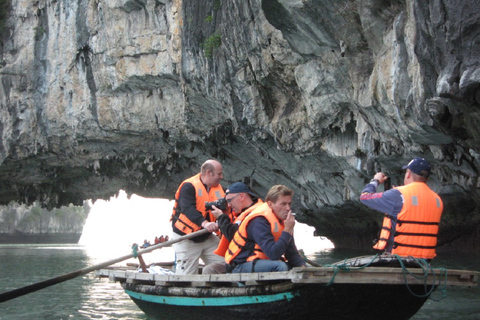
[205,198,227,211]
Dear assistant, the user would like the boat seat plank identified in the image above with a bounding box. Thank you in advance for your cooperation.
[290,267,479,286]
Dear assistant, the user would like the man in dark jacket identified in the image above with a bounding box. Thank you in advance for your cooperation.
[203,182,264,274]
[226,185,306,273]
[170,159,226,274]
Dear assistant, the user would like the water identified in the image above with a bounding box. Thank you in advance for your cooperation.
[0,244,479,320]
[0,244,149,320]
[410,251,480,320]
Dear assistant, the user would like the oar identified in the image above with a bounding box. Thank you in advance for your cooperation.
[298,249,322,267]
[0,229,209,303]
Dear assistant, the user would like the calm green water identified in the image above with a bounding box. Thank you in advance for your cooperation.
[0,244,148,320]
[0,244,478,320]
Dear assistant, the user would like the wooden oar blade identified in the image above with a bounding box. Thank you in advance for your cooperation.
[0,270,83,303]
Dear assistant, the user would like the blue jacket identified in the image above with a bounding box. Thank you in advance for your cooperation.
[231,216,305,267]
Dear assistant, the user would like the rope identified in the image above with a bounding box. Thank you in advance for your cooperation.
[323,253,380,286]
[321,254,448,301]
[392,254,448,301]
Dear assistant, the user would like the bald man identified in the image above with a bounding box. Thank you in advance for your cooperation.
[170,160,226,274]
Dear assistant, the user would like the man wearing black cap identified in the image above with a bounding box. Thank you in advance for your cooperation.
[360,157,444,260]
[203,182,264,274]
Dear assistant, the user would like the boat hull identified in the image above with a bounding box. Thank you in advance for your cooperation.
[123,281,430,320]
[97,255,478,320]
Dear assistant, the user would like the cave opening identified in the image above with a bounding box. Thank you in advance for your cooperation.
[79,190,334,261]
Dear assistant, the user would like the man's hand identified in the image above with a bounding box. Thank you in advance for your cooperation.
[201,221,219,233]
[373,172,388,184]
[210,205,224,219]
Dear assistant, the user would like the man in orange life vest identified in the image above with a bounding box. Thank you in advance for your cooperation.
[170,159,226,274]
[202,182,264,274]
[360,157,443,260]
[225,185,306,273]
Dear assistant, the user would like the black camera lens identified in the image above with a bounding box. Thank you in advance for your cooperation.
[205,198,227,211]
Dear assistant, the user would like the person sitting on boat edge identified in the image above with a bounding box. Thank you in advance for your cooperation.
[203,182,265,274]
[225,184,306,273]
[140,239,151,248]
[359,157,444,261]
[170,159,227,275]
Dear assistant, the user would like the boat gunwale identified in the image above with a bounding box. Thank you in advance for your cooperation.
[97,266,479,287]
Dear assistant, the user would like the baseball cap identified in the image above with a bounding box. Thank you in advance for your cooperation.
[402,157,431,177]
[225,182,258,197]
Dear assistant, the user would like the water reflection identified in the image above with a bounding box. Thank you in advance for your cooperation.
[0,244,147,320]
[79,276,147,320]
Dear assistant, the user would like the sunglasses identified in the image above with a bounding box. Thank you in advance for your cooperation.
[225,194,240,203]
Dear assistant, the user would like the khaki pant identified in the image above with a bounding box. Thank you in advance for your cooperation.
[202,262,227,274]
[172,232,224,275]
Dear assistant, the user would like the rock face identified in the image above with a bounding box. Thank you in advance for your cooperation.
[0,202,89,243]
[0,0,479,251]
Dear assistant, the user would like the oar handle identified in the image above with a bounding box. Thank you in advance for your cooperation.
[0,229,210,303]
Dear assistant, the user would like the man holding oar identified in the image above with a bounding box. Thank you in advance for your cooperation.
[360,157,444,260]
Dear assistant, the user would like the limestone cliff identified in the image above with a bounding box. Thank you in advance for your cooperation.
[0,0,479,251]
[0,202,89,243]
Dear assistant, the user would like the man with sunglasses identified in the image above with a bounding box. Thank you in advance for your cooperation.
[203,182,264,274]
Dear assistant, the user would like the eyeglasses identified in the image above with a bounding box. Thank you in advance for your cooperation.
[225,194,240,203]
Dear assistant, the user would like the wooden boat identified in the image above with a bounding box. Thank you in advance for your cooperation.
[97,255,479,320]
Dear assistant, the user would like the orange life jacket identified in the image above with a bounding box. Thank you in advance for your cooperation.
[171,173,225,235]
[225,202,284,264]
[213,199,264,257]
[373,182,443,259]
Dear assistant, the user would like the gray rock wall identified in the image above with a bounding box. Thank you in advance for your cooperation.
[0,202,89,243]
[0,0,479,250]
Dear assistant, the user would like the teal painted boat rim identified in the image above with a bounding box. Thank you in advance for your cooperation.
[125,289,298,306]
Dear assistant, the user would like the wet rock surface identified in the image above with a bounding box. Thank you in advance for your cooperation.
[0,0,479,250]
